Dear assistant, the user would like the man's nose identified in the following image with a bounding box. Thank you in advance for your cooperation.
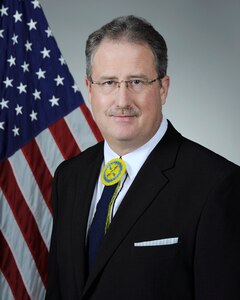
[114,81,132,106]
[117,80,129,89]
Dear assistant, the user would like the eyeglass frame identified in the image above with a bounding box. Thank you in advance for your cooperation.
[88,76,162,93]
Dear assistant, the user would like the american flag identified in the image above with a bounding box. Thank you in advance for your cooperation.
[0,0,102,298]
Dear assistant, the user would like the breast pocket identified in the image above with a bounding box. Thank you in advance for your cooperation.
[132,237,180,260]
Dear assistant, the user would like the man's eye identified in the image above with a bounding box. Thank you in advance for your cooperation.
[102,80,115,86]
[131,79,144,85]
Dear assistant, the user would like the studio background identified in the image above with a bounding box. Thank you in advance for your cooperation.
[39,0,240,165]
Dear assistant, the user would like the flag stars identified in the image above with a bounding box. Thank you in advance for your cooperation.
[3,77,13,88]
[0,121,5,130]
[13,10,22,23]
[49,95,60,107]
[54,75,64,86]
[45,27,52,37]
[17,82,27,94]
[0,4,9,16]
[41,47,51,58]
[0,98,9,110]
[25,40,32,51]
[59,56,65,65]
[33,89,41,100]
[7,55,16,67]
[15,104,23,115]
[12,33,18,45]
[21,61,30,72]
[0,29,4,38]
[27,19,37,31]
[31,0,41,9]
[30,110,38,121]
[72,83,80,93]
[12,125,20,137]
[36,68,46,79]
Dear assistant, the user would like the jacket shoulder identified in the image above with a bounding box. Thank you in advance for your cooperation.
[180,136,239,174]
[54,141,103,176]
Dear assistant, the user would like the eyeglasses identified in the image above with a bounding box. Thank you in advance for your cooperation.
[90,76,160,94]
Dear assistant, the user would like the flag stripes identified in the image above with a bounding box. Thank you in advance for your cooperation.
[0,161,49,288]
[49,117,81,159]
[22,140,53,213]
[65,104,101,151]
[0,269,15,300]
[0,106,102,297]
[8,151,52,248]
[80,102,103,142]
[0,193,39,300]
[0,232,30,300]
[35,129,64,177]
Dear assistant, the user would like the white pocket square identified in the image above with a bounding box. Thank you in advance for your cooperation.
[134,237,179,247]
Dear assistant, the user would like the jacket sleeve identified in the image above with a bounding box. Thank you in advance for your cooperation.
[194,168,240,300]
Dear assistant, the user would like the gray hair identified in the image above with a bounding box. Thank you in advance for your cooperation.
[85,15,168,79]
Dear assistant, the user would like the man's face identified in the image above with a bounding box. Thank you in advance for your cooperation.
[86,39,169,155]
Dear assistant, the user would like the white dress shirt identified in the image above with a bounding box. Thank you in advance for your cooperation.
[86,116,168,233]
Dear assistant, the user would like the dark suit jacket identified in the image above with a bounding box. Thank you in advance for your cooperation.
[46,122,240,300]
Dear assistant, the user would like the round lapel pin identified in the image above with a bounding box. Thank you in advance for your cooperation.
[101,158,126,186]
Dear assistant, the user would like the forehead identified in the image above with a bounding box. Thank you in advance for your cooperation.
[91,39,157,77]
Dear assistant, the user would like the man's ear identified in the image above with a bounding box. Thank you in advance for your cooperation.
[85,78,92,104]
[160,75,170,105]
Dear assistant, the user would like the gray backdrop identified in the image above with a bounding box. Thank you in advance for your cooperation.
[39,0,240,165]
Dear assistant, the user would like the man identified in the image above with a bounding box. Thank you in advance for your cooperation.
[46,16,240,299]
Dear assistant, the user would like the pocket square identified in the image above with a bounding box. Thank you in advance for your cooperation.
[134,237,179,247]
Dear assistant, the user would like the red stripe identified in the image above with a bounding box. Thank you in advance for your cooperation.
[80,102,103,142]
[49,118,81,159]
[22,139,52,213]
[0,231,31,300]
[0,160,48,288]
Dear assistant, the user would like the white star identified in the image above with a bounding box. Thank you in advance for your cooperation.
[3,77,13,88]
[12,125,20,136]
[21,61,30,72]
[13,10,22,23]
[49,95,60,107]
[0,4,9,16]
[7,55,16,67]
[25,40,32,51]
[27,19,37,31]
[12,33,18,45]
[15,104,23,115]
[36,68,46,79]
[0,29,4,38]
[54,75,64,86]
[41,47,51,58]
[0,98,9,109]
[33,89,41,100]
[31,0,41,9]
[72,83,80,93]
[30,110,38,121]
[59,56,65,65]
[17,82,27,94]
[0,121,5,130]
[45,27,52,37]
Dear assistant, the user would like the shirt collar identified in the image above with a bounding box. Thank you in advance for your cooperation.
[104,115,168,181]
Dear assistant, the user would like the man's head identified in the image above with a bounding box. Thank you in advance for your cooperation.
[85,15,168,80]
[85,16,170,155]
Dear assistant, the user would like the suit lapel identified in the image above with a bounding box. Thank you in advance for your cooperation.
[82,122,183,298]
[71,143,104,296]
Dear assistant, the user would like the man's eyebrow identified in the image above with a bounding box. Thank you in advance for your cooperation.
[97,74,149,81]
[128,74,149,79]
[97,76,118,81]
